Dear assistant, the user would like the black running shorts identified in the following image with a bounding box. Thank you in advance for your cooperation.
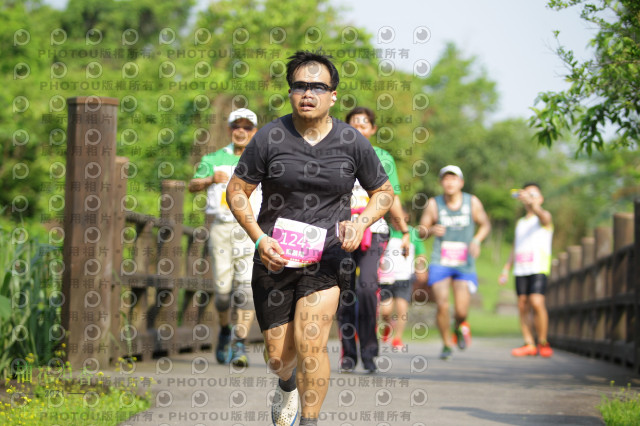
[515,274,548,296]
[251,246,354,331]
[379,279,412,303]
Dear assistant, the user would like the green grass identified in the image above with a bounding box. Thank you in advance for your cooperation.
[474,235,514,311]
[599,383,640,425]
[1,222,152,425]
[466,309,520,337]
[0,226,62,380]
[1,376,151,426]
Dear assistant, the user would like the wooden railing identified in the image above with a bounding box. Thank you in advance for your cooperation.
[114,183,217,360]
[61,97,220,368]
[547,200,639,371]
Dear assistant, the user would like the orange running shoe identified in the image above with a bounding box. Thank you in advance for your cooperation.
[511,344,538,357]
[453,321,472,350]
[391,337,404,350]
[538,342,553,358]
[380,324,392,343]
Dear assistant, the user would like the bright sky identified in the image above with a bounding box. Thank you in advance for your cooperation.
[332,0,595,121]
[46,0,595,122]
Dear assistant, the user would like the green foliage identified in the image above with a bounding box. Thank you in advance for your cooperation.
[599,382,640,425]
[412,45,575,243]
[2,0,633,259]
[1,0,427,228]
[413,43,498,198]
[0,226,62,380]
[0,362,152,425]
[531,0,640,153]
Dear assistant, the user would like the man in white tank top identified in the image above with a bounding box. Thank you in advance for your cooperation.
[499,183,554,358]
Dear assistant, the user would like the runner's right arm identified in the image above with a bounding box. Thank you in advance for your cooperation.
[417,198,443,239]
[226,175,288,271]
[498,249,514,286]
[188,171,229,192]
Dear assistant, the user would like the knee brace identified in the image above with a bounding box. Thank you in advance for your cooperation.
[232,281,254,310]
[214,292,232,312]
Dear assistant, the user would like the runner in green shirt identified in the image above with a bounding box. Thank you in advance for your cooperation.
[188,108,261,368]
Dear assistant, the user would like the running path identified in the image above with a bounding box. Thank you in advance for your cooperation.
[119,338,639,426]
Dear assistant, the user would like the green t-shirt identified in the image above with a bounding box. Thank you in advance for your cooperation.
[374,146,401,195]
[379,226,426,284]
[351,147,401,233]
[389,226,426,256]
[193,146,263,221]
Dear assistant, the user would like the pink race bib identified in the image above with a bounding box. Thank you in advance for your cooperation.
[440,241,468,267]
[272,218,327,268]
[516,252,534,264]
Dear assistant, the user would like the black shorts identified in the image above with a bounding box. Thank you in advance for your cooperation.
[379,280,412,303]
[251,246,354,331]
[515,274,548,296]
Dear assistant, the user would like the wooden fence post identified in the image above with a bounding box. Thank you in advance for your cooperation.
[581,237,595,300]
[611,213,633,351]
[568,245,582,301]
[567,246,582,341]
[634,199,640,372]
[132,219,155,358]
[110,156,129,363]
[155,180,185,355]
[594,227,612,299]
[581,237,596,343]
[557,252,569,337]
[61,97,118,369]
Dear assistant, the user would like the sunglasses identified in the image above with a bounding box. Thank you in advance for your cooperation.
[230,123,255,131]
[290,81,332,94]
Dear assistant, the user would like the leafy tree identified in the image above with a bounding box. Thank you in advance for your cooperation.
[2,0,426,228]
[530,0,640,153]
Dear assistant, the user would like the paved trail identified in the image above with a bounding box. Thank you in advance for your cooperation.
[119,337,639,426]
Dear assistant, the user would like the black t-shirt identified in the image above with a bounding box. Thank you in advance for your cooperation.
[234,114,389,251]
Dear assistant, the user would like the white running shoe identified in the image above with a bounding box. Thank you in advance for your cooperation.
[271,386,299,426]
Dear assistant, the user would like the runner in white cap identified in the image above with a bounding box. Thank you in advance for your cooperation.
[418,165,491,360]
[188,108,261,368]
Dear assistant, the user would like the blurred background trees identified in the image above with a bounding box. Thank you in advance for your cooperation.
[1,0,638,252]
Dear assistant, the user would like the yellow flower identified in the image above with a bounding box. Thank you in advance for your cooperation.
[6,389,14,394]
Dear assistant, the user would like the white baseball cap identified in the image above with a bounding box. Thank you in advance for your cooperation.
[439,165,463,179]
[228,108,258,127]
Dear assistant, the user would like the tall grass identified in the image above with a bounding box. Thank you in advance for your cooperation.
[599,383,640,425]
[0,226,63,380]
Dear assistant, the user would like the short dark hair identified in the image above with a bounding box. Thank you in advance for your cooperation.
[522,182,541,190]
[345,106,376,127]
[286,50,340,90]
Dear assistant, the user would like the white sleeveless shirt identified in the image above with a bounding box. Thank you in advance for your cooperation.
[513,215,553,276]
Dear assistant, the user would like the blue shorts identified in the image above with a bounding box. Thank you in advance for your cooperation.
[428,264,478,294]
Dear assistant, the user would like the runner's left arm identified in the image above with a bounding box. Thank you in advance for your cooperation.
[388,195,411,256]
[339,180,394,252]
[469,195,491,258]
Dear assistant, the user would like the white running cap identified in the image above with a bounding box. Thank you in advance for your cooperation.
[228,108,258,126]
[439,165,463,179]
